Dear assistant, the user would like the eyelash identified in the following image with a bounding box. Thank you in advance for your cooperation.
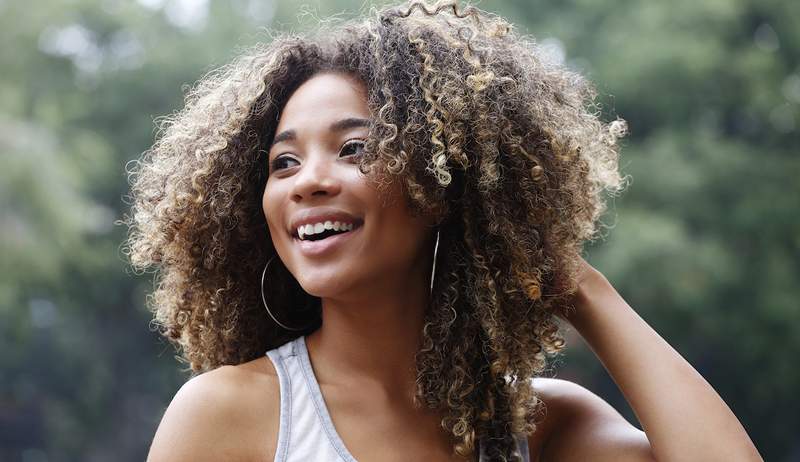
[269,139,365,173]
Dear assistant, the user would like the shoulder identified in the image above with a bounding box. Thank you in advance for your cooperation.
[147,357,280,462]
[527,378,655,462]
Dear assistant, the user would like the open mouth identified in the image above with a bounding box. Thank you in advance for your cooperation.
[292,220,364,243]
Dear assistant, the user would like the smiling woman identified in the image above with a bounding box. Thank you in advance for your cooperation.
[124,1,761,461]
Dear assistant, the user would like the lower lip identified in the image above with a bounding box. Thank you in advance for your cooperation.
[293,226,361,257]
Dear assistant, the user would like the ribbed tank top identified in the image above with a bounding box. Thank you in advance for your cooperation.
[265,336,530,461]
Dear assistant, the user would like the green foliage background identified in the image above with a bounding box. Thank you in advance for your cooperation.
[1,0,797,460]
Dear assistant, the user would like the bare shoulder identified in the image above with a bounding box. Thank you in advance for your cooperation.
[527,378,655,462]
[147,356,280,462]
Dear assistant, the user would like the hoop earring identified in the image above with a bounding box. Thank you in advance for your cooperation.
[261,256,317,331]
[430,229,440,295]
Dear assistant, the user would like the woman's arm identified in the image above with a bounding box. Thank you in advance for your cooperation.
[556,258,762,461]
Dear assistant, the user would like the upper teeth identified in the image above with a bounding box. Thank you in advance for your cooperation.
[297,221,354,240]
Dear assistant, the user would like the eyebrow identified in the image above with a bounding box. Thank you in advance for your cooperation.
[269,117,371,149]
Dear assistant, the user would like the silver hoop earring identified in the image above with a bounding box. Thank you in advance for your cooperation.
[430,229,440,295]
[261,256,316,331]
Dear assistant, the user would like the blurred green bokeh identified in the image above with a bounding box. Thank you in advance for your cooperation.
[1,0,797,460]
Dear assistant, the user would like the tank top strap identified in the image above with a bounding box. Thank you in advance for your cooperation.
[478,433,531,462]
[266,336,355,461]
[267,336,530,462]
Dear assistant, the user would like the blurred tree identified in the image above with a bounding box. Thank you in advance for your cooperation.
[0,0,796,460]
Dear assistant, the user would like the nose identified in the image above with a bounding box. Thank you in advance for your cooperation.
[290,151,342,202]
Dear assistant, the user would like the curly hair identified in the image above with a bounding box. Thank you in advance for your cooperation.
[123,1,626,460]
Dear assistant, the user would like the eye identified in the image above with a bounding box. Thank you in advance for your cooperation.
[269,155,298,173]
[340,139,365,158]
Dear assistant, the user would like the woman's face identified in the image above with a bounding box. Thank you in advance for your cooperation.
[263,72,434,299]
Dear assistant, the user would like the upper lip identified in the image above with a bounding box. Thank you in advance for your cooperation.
[289,207,364,237]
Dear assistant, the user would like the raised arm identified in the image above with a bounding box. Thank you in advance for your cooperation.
[557,258,762,461]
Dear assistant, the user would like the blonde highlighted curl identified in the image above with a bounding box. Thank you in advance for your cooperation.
[123,1,626,460]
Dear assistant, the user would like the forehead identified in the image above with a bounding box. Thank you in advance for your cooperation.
[276,72,370,129]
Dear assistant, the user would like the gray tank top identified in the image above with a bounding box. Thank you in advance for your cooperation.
[265,335,530,461]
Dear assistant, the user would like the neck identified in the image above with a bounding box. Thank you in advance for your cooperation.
[304,257,431,404]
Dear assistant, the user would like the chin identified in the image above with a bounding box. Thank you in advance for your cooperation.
[295,272,356,299]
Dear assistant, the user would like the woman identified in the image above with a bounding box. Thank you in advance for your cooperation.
[127,1,762,460]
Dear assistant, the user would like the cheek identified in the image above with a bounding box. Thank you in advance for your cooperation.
[262,183,282,237]
[367,183,424,247]
[372,204,431,262]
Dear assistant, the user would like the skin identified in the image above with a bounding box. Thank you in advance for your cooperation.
[147,73,762,461]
